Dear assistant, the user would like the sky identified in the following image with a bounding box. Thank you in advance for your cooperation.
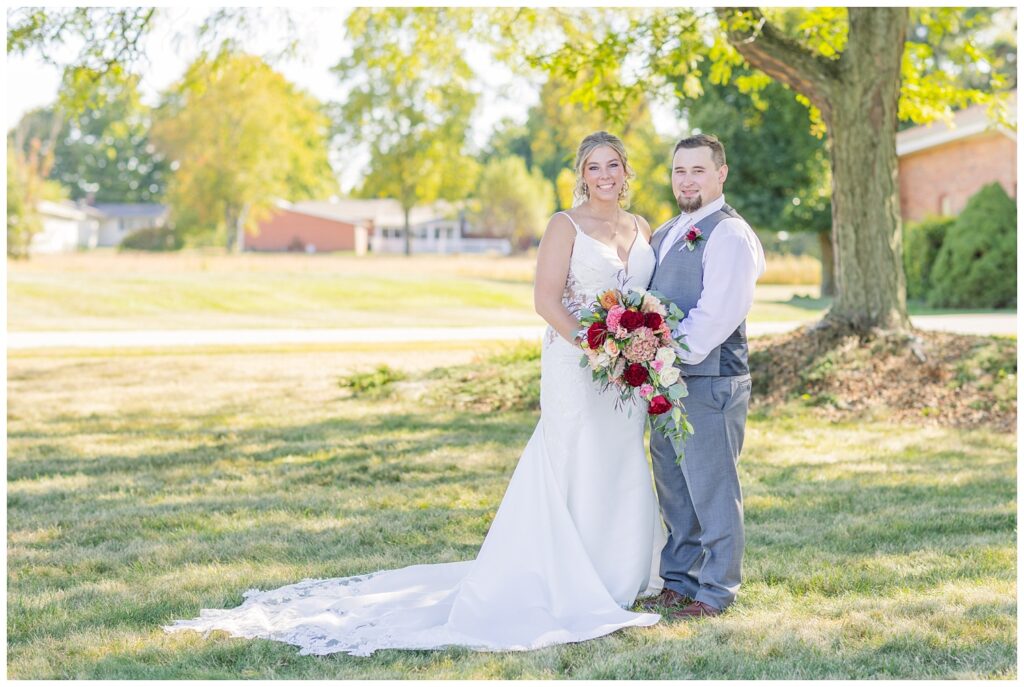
[4,6,686,192]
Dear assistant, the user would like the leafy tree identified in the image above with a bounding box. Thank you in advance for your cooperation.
[682,72,834,294]
[522,72,675,225]
[333,8,480,255]
[7,109,67,257]
[512,7,1013,333]
[555,168,575,211]
[473,156,555,251]
[42,71,169,202]
[151,51,337,251]
[481,118,532,168]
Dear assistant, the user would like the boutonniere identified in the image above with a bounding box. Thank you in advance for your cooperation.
[682,227,704,252]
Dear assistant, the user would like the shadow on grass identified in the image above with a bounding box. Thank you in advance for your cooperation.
[7,396,1017,679]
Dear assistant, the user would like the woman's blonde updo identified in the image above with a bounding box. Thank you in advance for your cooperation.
[572,130,634,208]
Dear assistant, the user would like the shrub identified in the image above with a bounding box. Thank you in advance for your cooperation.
[902,215,954,301]
[927,183,1017,308]
[119,225,183,252]
[426,342,541,412]
[339,365,407,398]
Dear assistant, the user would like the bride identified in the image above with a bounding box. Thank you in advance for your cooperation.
[165,131,666,656]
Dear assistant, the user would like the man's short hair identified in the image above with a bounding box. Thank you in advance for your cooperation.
[673,133,726,168]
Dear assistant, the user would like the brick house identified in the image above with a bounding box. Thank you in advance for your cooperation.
[896,92,1016,222]
[247,198,511,255]
[246,200,370,253]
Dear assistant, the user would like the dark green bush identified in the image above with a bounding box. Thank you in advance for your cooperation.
[902,215,954,301]
[927,183,1017,308]
[118,226,183,252]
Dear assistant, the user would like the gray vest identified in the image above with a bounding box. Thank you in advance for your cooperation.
[649,204,749,377]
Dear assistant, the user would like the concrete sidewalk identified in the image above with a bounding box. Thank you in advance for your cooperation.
[6,314,1015,350]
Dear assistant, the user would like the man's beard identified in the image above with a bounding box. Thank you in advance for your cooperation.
[676,192,703,213]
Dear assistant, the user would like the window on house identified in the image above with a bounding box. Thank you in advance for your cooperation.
[939,194,952,216]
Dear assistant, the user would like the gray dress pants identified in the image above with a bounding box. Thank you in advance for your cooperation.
[650,374,751,610]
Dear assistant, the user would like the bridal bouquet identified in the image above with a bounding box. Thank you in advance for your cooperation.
[577,287,694,462]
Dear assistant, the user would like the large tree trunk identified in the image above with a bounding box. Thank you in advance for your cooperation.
[225,208,236,252]
[817,229,836,298]
[824,39,909,330]
[720,7,911,333]
[403,206,412,256]
[233,204,249,255]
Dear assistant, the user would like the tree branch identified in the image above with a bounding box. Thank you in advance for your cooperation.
[716,8,840,121]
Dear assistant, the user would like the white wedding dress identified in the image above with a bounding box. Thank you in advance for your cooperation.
[164,212,666,656]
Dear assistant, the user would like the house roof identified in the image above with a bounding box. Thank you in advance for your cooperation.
[277,198,458,227]
[37,200,88,221]
[897,91,1017,156]
[91,203,168,218]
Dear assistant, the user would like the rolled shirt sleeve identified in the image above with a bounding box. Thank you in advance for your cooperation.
[675,219,766,365]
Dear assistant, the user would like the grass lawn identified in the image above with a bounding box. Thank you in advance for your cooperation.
[6,343,1016,679]
[7,252,831,331]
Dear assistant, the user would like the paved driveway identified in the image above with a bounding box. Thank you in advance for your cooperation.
[7,314,1015,350]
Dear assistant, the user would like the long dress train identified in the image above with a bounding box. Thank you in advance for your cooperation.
[164,212,665,656]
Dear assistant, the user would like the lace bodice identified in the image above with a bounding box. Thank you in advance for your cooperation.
[547,211,657,345]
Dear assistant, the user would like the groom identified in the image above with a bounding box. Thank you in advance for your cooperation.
[644,134,765,619]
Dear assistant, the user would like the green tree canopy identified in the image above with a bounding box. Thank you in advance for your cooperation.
[333,8,480,255]
[151,51,337,251]
[472,156,555,251]
[511,6,1014,333]
[44,71,169,203]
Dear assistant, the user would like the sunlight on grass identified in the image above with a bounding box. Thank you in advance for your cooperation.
[6,344,1016,679]
[9,252,832,332]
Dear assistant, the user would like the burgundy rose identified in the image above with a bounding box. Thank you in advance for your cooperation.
[648,395,672,415]
[685,228,700,242]
[620,309,645,332]
[624,363,649,387]
[586,322,607,349]
[644,312,664,330]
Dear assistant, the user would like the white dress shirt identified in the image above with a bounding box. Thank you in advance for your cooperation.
[659,195,766,366]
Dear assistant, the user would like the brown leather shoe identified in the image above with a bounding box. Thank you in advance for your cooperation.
[636,588,693,611]
[670,600,723,619]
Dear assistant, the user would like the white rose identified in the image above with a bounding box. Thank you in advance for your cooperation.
[658,366,681,387]
[603,338,619,356]
[655,347,676,365]
[595,353,611,369]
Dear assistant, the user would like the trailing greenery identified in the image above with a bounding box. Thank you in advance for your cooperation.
[928,183,1017,309]
[902,216,955,302]
[7,343,1016,678]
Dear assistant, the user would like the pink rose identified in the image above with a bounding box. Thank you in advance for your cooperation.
[639,383,655,400]
[652,359,664,372]
[606,305,626,332]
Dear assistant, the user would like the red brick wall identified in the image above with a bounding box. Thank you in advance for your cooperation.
[899,132,1017,223]
[246,209,359,252]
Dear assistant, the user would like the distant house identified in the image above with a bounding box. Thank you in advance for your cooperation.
[246,200,371,254]
[27,200,167,254]
[30,200,102,254]
[248,198,511,255]
[897,92,1017,222]
[92,203,170,247]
